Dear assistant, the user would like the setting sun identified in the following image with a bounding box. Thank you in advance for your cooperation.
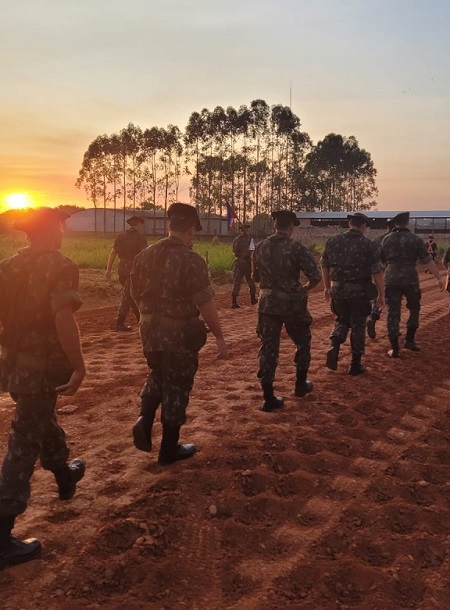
[4,192,35,210]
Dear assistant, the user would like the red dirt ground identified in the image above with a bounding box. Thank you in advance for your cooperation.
[1,271,450,610]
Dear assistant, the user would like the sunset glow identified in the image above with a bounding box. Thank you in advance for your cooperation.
[3,192,35,211]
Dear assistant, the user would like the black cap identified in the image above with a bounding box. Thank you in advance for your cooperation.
[392,212,410,225]
[271,210,300,226]
[347,212,371,226]
[126,216,145,225]
[167,203,202,231]
[13,207,70,234]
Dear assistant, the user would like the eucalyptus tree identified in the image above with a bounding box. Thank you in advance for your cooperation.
[248,99,270,217]
[142,126,163,234]
[120,123,143,213]
[158,124,183,233]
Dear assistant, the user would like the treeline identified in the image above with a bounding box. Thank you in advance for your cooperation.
[76,99,378,225]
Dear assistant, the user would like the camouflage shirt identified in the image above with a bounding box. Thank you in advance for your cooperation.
[131,236,214,351]
[253,232,321,315]
[0,247,82,394]
[113,227,148,280]
[233,234,252,261]
[321,229,383,282]
[381,228,431,286]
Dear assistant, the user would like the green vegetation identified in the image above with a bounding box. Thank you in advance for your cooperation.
[0,233,235,276]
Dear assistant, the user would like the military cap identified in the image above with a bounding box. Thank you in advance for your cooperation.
[126,216,145,225]
[167,202,202,231]
[271,210,300,226]
[347,212,371,226]
[392,211,410,225]
[13,207,70,234]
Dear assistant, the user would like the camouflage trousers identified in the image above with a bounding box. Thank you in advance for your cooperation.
[232,260,256,298]
[257,311,312,385]
[142,351,199,427]
[118,275,140,322]
[385,285,421,339]
[0,393,69,516]
[330,288,371,355]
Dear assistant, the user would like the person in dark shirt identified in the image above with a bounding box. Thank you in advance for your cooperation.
[253,210,321,411]
[106,216,148,331]
[321,212,384,375]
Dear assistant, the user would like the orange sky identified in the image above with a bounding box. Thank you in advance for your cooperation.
[1,1,449,214]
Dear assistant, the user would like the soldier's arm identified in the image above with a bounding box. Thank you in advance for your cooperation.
[54,308,86,395]
[105,248,117,280]
[197,298,228,359]
[372,271,385,308]
[425,259,444,290]
[321,265,331,302]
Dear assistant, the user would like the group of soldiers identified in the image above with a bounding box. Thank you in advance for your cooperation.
[0,203,446,570]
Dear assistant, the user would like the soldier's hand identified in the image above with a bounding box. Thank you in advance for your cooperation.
[323,288,330,302]
[105,270,112,281]
[56,370,85,396]
[216,337,229,359]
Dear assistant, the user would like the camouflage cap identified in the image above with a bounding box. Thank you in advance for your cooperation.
[271,210,300,226]
[126,216,145,225]
[392,211,410,225]
[13,207,71,234]
[347,212,371,226]
[167,203,202,231]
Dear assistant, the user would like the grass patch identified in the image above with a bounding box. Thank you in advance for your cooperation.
[0,233,235,276]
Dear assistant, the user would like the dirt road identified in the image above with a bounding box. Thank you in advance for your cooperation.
[1,272,450,609]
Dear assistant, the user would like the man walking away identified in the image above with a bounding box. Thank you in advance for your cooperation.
[106,216,148,331]
[131,203,228,464]
[381,212,444,357]
[321,212,384,375]
[253,210,321,411]
[0,208,86,569]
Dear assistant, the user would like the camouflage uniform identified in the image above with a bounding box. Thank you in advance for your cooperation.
[321,229,383,355]
[131,236,214,427]
[0,248,82,516]
[113,227,148,321]
[381,228,431,340]
[231,233,256,299]
[253,233,321,384]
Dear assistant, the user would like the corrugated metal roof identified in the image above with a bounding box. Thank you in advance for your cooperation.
[296,211,450,219]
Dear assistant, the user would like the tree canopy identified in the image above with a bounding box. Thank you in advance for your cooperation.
[76,101,378,230]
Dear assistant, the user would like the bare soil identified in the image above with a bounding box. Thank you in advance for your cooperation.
[1,271,450,609]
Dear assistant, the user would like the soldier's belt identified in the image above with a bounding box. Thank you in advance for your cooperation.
[331,281,365,290]
[0,346,47,371]
[139,313,186,328]
[260,288,304,301]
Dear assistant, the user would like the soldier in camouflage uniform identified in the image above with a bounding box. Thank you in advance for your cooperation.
[130,203,228,464]
[321,212,384,375]
[380,212,444,357]
[0,208,86,569]
[231,223,257,308]
[253,210,321,412]
[106,216,148,331]
[366,218,395,339]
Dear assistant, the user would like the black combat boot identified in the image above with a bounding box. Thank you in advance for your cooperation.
[347,353,365,376]
[250,294,258,305]
[388,336,400,358]
[326,337,341,371]
[53,459,86,500]
[231,296,240,309]
[0,515,41,570]
[261,383,284,412]
[404,327,420,351]
[158,425,197,465]
[294,369,314,397]
[132,395,160,452]
[115,315,132,331]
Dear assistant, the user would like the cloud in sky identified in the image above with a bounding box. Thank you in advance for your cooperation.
[1,0,449,210]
